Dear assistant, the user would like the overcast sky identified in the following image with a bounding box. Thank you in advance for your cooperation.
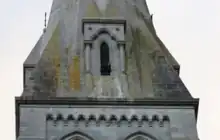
[0,0,220,139]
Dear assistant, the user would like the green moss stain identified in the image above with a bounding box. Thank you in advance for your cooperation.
[105,2,119,17]
[41,24,61,88]
[105,6,118,17]
[130,27,142,89]
[130,25,158,94]
[85,1,102,17]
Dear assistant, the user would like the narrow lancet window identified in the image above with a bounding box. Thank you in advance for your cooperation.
[100,42,111,75]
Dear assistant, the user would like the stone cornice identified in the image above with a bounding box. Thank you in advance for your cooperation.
[82,18,127,34]
[15,97,199,109]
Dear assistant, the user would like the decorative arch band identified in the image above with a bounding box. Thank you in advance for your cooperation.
[46,113,170,127]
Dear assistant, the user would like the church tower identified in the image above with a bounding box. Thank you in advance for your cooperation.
[15,0,200,140]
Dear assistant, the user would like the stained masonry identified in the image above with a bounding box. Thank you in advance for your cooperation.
[16,0,199,140]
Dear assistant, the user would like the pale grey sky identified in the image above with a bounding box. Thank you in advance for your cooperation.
[0,0,219,139]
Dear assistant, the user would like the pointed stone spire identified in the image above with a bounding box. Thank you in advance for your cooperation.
[23,0,192,100]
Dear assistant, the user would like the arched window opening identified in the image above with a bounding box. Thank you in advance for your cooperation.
[61,131,93,140]
[125,132,157,140]
[68,135,85,140]
[130,136,148,140]
[100,42,111,75]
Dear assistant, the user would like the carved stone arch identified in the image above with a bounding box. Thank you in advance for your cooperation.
[125,131,158,140]
[120,115,128,122]
[56,113,64,121]
[141,115,149,122]
[109,114,118,122]
[91,28,117,41]
[98,114,107,121]
[152,115,160,122]
[130,115,139,122]
[162,115,170,122]
[60,131,94,140]
[77,114,86,122]
[88,114,97,121]
[46,113,54,120]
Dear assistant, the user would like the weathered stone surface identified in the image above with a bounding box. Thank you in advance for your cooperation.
[17,1,199,140]
[22,0,192,100]
[18,104,199,140]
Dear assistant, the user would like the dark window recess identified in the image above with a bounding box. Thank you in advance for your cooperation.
[100,42,111,75]
[29,77,34,80]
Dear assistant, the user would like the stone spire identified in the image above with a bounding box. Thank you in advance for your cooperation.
[23,0,192,100]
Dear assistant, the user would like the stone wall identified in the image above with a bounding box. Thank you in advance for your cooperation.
[18,105,199,140]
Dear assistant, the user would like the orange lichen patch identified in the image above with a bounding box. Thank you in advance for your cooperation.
[69,56,80,91]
